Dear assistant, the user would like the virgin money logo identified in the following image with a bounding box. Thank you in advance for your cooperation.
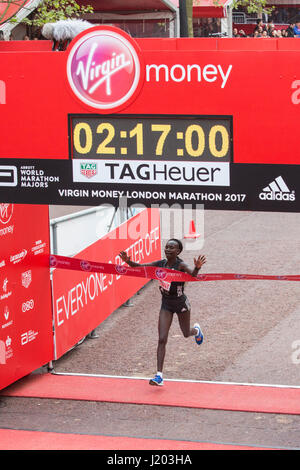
[0,204,13,225]
[155,269,167,280]
[80,260,91,271]
[67,27,141,111]
[49,255,57,268]
[115,265,127,275]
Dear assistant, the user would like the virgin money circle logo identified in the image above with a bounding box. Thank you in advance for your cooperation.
[49,256,57,268]
[80,260,91,271]
[155,269,167,280]
[115,265,127,275]
[67,26,141,111]
[0,204,13,225]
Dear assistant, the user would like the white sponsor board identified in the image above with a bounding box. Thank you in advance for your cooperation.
[73,160,230,187]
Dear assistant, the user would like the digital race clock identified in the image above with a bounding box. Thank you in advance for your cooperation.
[69,115,233,162]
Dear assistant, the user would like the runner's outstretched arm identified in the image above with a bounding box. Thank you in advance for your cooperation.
[119,250,157,268]
[178,255,206,277]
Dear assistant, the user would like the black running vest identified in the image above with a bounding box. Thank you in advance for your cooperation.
[153,257,185,297]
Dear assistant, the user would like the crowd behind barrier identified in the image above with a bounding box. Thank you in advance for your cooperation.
[233,19,300,38]
[1,15,300,41]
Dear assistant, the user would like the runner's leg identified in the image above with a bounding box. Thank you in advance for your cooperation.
[177,309,198,338]
[157,308,173,372]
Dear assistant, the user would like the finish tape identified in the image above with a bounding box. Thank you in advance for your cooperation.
[50,255,300,283]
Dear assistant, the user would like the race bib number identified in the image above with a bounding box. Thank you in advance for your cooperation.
[159,279,171,292]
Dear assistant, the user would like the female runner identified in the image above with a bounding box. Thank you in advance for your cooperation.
[119,238,206,386]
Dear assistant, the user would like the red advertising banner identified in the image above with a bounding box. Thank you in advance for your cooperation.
[0,27,300,211]
[0,32,299,165]
[51,208,161,360]
[0,204,53,391]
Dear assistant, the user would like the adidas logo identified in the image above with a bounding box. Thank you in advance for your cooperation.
[259,176,295,201]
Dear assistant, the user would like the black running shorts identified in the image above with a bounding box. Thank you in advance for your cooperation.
[161,295,191,314]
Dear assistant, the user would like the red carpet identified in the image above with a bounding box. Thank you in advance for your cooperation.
[1,373,300,415]
[0,429,272,450]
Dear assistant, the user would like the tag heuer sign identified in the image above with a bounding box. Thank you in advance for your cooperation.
[80,163,97,179]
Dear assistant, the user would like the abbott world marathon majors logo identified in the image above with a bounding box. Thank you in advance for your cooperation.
[67,26,142,111]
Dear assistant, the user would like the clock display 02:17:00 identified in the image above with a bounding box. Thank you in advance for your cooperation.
[69,115,232,162]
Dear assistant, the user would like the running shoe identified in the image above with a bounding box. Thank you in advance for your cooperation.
[149,374,164,386]
[194,323,204,345]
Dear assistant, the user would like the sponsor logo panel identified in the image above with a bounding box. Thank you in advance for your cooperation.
[21,299,34,313]
[2,305,13,330]
[259,176,296,202]
[0,160,299,212]
[1,277,12,300]
[10,249,27,264]
[21,329,38,346]
[73,160,230,187]
[21,270,32,289]
[0,203,14,237]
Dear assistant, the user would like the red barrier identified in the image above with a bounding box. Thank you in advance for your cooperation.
[51,208,161,359]
[0,41,53,51]
[0,204,53,391]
